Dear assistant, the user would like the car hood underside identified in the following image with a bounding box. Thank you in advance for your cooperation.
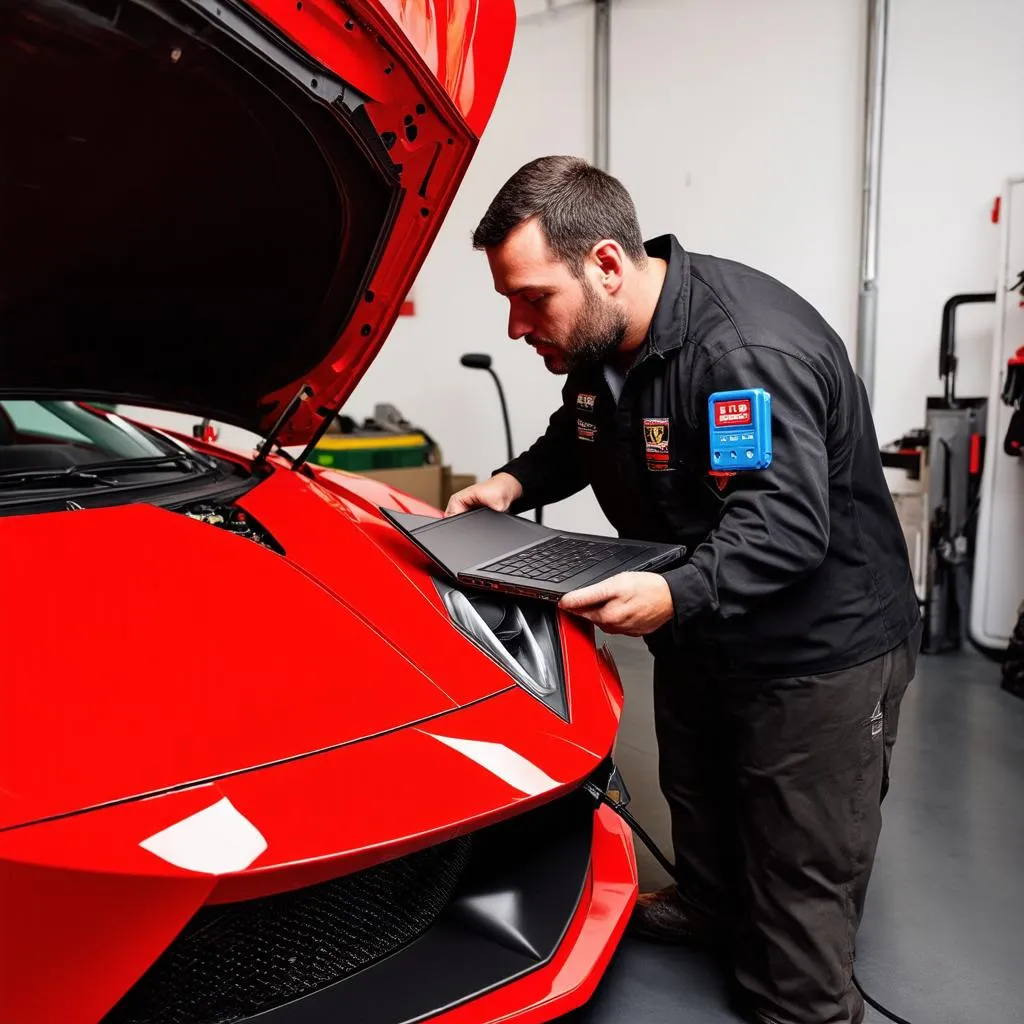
[0,0,514,443]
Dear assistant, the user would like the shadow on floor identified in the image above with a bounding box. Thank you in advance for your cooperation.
[559,635,1024,1024]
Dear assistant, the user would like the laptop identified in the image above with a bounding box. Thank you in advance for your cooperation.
[381,506,686,602]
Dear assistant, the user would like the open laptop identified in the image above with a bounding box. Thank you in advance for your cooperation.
[381,506,686,602]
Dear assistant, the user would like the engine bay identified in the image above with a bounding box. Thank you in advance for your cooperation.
[179,501,284,554]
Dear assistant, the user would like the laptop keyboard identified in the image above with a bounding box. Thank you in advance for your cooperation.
[479,536,623,584]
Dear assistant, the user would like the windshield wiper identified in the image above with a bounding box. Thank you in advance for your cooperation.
[0,467,120,489]
[0,455,208,489]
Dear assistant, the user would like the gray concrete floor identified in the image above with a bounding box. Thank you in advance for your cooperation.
[561,635,1024,1024]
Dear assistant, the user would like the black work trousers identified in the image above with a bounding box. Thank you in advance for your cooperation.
[653,628,920,1024]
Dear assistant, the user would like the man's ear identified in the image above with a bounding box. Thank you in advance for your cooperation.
[590,239,626,293]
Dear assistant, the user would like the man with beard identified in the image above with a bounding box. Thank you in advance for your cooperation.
[445,156,921,1024]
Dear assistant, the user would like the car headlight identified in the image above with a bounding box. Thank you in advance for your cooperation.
[435,579,569,720]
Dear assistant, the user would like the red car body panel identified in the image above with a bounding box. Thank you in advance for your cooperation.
[0,457,639,1023]
[0,1,641,1021]
[1,798,636,1024]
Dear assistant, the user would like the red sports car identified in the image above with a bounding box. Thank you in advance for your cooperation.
[0,2,639,1023]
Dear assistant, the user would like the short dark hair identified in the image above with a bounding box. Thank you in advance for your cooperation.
[472,155,647,275]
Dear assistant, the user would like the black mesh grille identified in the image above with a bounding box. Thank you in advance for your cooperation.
[104,836,473,1024]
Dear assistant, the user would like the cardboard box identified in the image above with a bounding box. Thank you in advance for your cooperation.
[360,465,476,510]
[446,472,477,500]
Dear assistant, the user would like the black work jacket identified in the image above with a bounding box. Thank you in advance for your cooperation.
[500,235,920,678]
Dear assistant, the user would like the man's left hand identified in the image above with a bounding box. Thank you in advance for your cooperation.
[558,572,674,636]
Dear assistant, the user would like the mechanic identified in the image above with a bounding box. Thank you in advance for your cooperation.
[445,155,922,1024]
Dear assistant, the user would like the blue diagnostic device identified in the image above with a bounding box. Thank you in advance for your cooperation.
[708,388,772,471]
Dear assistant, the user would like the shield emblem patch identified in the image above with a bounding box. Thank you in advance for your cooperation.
[643,417,670,471]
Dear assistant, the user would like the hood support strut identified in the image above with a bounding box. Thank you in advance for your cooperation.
[253,384,314,471]
[290,400,345,472]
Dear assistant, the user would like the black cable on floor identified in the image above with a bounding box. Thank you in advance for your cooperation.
[584,782,916,1024]
[852,974,915,1024]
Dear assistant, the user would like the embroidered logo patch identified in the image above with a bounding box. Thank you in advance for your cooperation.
[576,392,597,411]
[577,418,597,442]
[643,417,670,471]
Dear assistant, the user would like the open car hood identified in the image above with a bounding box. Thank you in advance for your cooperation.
[0,0,514,445]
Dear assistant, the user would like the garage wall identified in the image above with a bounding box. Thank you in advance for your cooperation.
[872,0,1024,445]
[610,0,867,362]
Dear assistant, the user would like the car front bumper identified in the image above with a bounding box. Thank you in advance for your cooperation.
[101,786,638,1024]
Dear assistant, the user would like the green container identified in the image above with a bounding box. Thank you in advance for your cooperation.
[309,432,431,471]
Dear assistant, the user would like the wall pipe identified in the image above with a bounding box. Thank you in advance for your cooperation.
[857,0,889,404]
[593,0,610,170]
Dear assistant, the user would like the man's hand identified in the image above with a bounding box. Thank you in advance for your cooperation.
[444,472,523,517]
[558,572,674,636]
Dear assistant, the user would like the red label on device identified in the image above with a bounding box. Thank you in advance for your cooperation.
[714,400,751,426]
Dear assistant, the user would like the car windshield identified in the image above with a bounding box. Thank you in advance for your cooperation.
[0,400,168,470]
[0,401,235,511]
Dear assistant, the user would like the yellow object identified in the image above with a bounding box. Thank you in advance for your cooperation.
[314,433,428,451]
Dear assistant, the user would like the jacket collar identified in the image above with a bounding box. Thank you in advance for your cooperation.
[638,234,691,361]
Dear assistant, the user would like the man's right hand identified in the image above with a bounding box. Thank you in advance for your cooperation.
[444,472,523,517]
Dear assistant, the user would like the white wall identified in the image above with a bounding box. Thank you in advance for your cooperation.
[611,0,866,353]
[873,0,1024,445]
